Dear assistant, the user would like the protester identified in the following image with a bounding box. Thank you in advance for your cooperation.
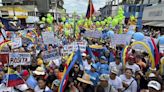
[119,68,138,92]
[0,6,163,92]
[108,67,123,92]
[97,74,117,92]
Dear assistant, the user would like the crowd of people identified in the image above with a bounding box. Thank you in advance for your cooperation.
[0,11,164,92]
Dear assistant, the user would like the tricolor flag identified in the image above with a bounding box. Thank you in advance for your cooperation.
[7,68,25,87]
[86,0,95,19]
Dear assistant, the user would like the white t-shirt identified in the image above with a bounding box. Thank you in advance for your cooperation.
[104,84,117,92]
[119,74,137,92]
[126,63,140,74]
[108,76,123,91]
[83,60,91,71]
[109,62,123,75]
[34,86,51,92]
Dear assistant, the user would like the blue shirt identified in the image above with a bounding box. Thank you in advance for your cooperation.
[98,63,109,75]
[86,70,99,86]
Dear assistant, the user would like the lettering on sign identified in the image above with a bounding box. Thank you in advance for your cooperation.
[9,53,31,66]
[42,50,60,62]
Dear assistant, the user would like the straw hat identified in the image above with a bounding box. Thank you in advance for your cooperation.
[33,67,45,75]
[77,73,93,85]
[111,67,118,75]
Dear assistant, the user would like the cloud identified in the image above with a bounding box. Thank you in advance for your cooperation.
[63,0,106,14]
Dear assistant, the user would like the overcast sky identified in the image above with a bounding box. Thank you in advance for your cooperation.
[63,0,107,14]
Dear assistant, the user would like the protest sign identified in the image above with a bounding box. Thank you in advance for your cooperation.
[42,50,60,62]
[11,37,22,49]
[83,31,102,38]
[62,41,87,55]
[111,34,132,47]
[42,32,55,44]
[9,53,31,66]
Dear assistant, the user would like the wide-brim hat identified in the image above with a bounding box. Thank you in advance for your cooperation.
[77,73,93,85]
[33,67,45,75]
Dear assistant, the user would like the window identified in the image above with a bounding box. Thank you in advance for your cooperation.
[136,6,140,12]
[129,7,133,13]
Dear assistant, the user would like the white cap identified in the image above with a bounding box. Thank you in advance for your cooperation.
[148,80,161,91]
[82,53,86,57]
[99,74,109,81]
[148,73,156,78]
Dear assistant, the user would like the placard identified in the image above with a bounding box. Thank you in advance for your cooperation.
[42,32,55,44]
[62,41,87,55]
[9,53,31,65]
[42,50,60,62]
[83,31,102,38]
[11,37,22,49]
[111,34,132,47]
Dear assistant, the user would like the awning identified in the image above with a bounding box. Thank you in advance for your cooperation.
[143,21,164,27]
[155,22,164,27]
[143,22,158,26]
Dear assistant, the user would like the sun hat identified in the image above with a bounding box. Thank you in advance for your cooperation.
[99,74,109,81]
[148,80,161,91]
[111,67,118,75]
[33,67,45,75]
[77,73,93,85]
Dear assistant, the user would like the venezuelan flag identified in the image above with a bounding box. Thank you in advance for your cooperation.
[7,68,25,87]
[86,0,95,19]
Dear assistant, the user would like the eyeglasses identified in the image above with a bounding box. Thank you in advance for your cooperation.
[74,67,79,68]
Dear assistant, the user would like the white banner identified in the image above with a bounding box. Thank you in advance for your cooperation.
[62,41,87,55]
[42,32,55,44]
[111,34,132,47]
[9,53,31,66]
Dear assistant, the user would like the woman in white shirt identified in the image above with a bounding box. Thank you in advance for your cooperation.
[119,68,137,92]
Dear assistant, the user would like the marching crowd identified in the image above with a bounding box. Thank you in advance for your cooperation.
[0,13,164,92]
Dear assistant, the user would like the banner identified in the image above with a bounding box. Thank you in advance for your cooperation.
[62,41,87,55]
[42,32,55,45]
[83,31,102,38]
[111,34,132,47]
[42,50,60,62]
[11,37,22,49]
[9,53,31,66]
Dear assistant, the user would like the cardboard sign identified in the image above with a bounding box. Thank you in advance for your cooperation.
[62,41,87,55]
[83,31,102,38]
[111,34,132,47]
[11,37,22,49]
[42,32,55,44]
[42,50,60,62]
[9,53,31,65]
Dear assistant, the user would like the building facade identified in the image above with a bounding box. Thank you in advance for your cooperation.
[0,0,65,23]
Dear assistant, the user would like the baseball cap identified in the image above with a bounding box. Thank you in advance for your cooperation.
[148,80,161,91]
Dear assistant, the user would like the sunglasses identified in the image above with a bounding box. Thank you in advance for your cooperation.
[74,67,79,68]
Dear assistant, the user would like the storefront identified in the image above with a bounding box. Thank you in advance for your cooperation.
[142,4,164,34]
